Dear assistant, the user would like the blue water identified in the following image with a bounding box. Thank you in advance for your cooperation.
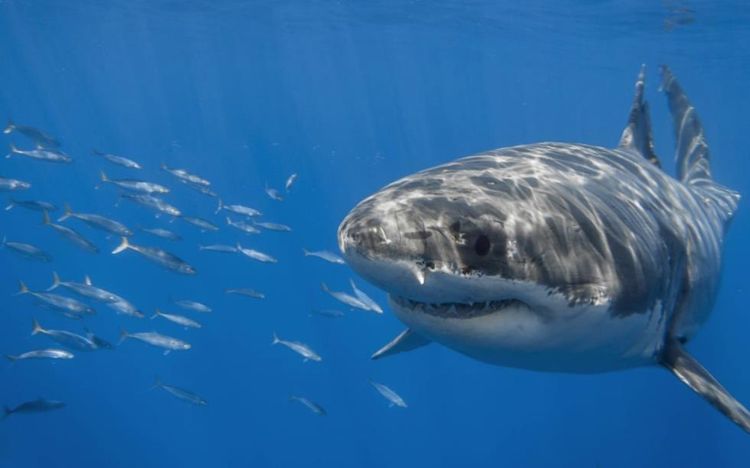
[1,1,749,466]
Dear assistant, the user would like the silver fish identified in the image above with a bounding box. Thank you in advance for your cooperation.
[18,281,95,318]
[369,380,407,408]
[303,248,345,265]
[99,171,169,194]
[152,377,207,406]
[138,226,181,241]
[6,198,56,212]
[5,348,74,361]
[173,299,211,313]
[42,211,99,253]
[4,120,60,147]
[215,199,261,217]
[2,237,52,262]
[349,279,384,314]
[119,329,191,354]
[236,243,277,264]
[226,217,260,234]
[161,164,210,187]
[225,288,265,299]
[265,185,284,202]
[285,173,298,192]
[8,143,71,163]
[320,283,370,312]
[47,272,119,303]
[3,398,65,418]
[112,237,196,275]
[272,332,322,362]
[0,177,30,191]
[289,395,326,416]
[106,297,144,318]
[254,221,292,232]
[181,215,219,232]
[92,149,142,169]
[151,309,202,329]
[199,244,237,253]
[31,319,98,351]
[119,193,181,217]
[58,204,133,236]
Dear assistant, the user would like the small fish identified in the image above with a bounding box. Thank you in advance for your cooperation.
[152,377,207,406]
[47,272,120,303]
[58,204,133,236]
[3,120,60,148]
[285,173,298,192]
[112,237,196,275]
[138,226,182,241]
[272,332,322,362]
[0,177,31,191]
[6,198,56,212]
[310,309,345,319]
[99,171,169,194]
[369,380,407,408]
[349,279,384,314]
[173,299,211,313]
[225,288,265,299]
[1,237,52,262]
[161,164,211,187]
[289,395,326,416]
[181,215,219,232]
[106,297,144,318]
[236,243,277,263]
[5,348,74,362]
[84,328,114,349]
[18,281,95,318]
[303,249,345,265]
[226,217,260,234]
[32,318,99,351]
[199,244,237,253]
[215,200,261,217]
[265,185,284,202]
[42,211,99,253]
[320,283,370,312]
[3,398,65,418]
[254,221,292,232]
[92,149,142,169]
[7,143,71,163]
[119,193,181,217]
[119,329,191,354]
[151,309,202,329]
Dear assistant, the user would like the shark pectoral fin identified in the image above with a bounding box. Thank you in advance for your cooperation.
[661,339,750,433]
[371,328,431,361]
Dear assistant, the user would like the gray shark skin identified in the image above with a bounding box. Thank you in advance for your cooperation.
[338,66,750,433]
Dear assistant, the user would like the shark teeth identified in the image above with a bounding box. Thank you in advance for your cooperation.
[393,296,527,319]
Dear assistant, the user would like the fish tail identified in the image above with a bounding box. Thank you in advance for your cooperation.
[226,217,233,226]
[4,355,17,362]
[8,142,17,154]
[150,376,162,390]
[4,119,14,132]
[2,406,10,419]
[320,282,330,293]
[302,248,310,256]
[0,235,5,248]
[57,203,72,222]
[215,199,223,214]
[42,210,51,225]
[16,280,29,296]
[150,309,161,320]
[272,332,280,345]
[111,237,130,254]
[47,271,61,291]
[31,318,42,335]
[84,275,92,286]
[99,170,109,183]
[92,148,103,156]
[4,198,14,211]
[117,328,129,345]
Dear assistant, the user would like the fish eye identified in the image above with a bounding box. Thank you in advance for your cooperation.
[474,234,490,256]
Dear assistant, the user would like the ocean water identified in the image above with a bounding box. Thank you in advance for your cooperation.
[1,1,749,467]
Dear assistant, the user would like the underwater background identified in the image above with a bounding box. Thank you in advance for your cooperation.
[1,1,749,466]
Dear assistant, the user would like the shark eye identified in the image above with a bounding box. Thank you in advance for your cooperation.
[474,234,490,256]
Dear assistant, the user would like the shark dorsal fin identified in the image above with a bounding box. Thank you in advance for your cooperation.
[619,65,660,167]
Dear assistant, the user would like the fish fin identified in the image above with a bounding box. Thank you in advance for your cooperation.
[4,199,13,211]
[2,406,10,419]
[150,376,162,390]
[57,203,72,222]
[117,328,129,345]
[92,148,103,156]
[5,355,17,362]
[46,272,61,291]
[84,275,92,286]
[215,199,223,214]
[619,65,660,167]
[302,248,310,256]
[272,332,280,345]
[31,318,42,335]
[371,329,432,360]
[99,170,109,183]
[661,65,739,223]
[150,309,161,320]
[661,338,750,433]
[8,143,18,155]
[42,210,51,225]
[15,280,29,295]
[111,237,130,254]
[320,282,331,294]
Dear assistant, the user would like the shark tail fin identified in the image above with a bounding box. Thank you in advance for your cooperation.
[619,64,660,167]
[661,339,750,434]
[58,203,72,222]
[31,318,43,335]
[47,271,61,291]
[112,237,130,254]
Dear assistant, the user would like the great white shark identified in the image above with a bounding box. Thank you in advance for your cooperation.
[338,66,749,432]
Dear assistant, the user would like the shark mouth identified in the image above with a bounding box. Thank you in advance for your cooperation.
[390,295,530,319]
